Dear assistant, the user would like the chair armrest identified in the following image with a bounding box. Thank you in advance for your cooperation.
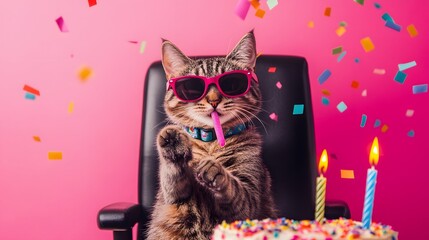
[97,202,144,230]
[325,200,351,219]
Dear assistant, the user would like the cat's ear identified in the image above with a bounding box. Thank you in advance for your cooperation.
[226,31,257,69]
[161,40,192,79]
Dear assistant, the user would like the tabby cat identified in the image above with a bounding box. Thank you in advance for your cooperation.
[147,31,276,240]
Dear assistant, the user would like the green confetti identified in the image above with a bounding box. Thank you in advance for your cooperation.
[322,97,330,106]
[332,46,343,55]
[354,0,364,5]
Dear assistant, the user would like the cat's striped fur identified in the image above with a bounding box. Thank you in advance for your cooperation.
[147,31,276,240]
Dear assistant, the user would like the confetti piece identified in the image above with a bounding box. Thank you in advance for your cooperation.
[407,130,415,137]
[351,80,359,89]
[398,61,417,71]
[318,69,331,85]
[324,7,331,17]
[255,9,266,18]
[268,67,277,73]
[321,89,331,96]
[405,109,414,117]
[361,89,367,97]
[374,119,381,128]
[374,3,381,9]
[33,136,41,142]
[330,153,338,160]
[235,0,250,20]
[385,20,402,32]
[276,81,282,89]
[128,40,139,44]
[267,0,278,10]
[394,70,407,84]
[360,37,375,52]
[269,113,278,121]
[354,0,364,5]
[78,66,92,82]
[337,51,347,62]
[354,58,360,63]
[88,0,97,7]
[308,21,315,28]
[337,101,347,113]
[68,102,74,114]
[381,13,394,22]
[381,124,389,133]
[373,68,386,75]
[140,41,147,54]
[25,92,36,100]
[293,104,304,115]
[322,97,330,106]
[360,114,367,127]
[336,26,346,36]
[332,46,343,55]
[407,24,418,37]
[341,170,355,179]
[48,151,63,160]
[55,16,69,32]
[250,0,260,9]
[339,21,347,27]
[23,84,40,96]
[412,84,428,94]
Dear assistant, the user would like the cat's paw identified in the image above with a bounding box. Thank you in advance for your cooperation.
[194,158,228,192]
[157,126,192,164]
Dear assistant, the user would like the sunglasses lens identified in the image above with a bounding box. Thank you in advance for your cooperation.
[219,73,249,96]
[175,77,205,101]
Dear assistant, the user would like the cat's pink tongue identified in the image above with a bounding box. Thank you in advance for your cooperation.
[211,111,225,147]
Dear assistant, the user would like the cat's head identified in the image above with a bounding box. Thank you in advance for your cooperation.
[161,31,261,129]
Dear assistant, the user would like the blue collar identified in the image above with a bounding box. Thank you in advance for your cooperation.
[184,123,248,142]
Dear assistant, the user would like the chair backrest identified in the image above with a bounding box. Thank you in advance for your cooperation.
[138,55,316,237]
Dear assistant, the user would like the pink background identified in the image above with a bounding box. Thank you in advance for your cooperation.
[0,0,427,239]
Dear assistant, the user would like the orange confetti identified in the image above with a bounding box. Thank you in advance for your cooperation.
[78,66,92,82]
[321,89,331,96]
[336,26,346,36]
[381,124,389,133]
[407,24,418,38]
[33,136,41,142]
[250,0,260,9]
[360,37,375,52]
[324,7,331,17]
[255,9,265,18]
[308,21,315,28]
[351,81,359,89]
[268,67,277,73]
[341,170,355,179]
[48,151,63,160]
[23,85,40,96]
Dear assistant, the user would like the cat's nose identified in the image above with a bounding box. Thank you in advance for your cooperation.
[208,99,221,109]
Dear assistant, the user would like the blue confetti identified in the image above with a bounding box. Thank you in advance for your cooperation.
[337,101,347,113]
[25,92,36,100]
[374,119,381,128]
[293,104,304,115]
[354,58,360,63]
[322,97,330,106]
[398,61,417,71]
[360,114,367,127]
[385,20,402,31]
[318,69,331,85]
[407,130,415,137]
[382,13,394,22]
[337,51,347,62]
[374,2,381,8]
[412,84,428,94]
[394,70,407,84]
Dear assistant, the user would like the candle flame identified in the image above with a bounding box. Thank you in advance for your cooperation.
[318,149,329,174]
[369,137,379,166]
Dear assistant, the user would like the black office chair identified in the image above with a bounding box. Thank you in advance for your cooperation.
[97,55,350,240]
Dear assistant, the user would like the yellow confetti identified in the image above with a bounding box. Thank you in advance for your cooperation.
[78,66,92,82]
[255,9,266,18]
[68,101,74,114]
[308,21,315,28]
[360,37,375,52]
[341,170,355,179]
[48,151,63,160]
[336,26,346,36]
[381,124,389,133]
[33,136,41,142]
[407,24,418,38]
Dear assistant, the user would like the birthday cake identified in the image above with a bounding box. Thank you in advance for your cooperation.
[212,218,398,240]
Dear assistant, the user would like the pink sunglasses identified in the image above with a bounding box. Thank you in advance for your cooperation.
[167,70,259,102]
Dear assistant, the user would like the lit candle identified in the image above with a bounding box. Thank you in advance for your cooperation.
[362,137,380,229]
[315,149,328,222]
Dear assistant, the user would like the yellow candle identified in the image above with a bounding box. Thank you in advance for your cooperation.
[315,149,328,222]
